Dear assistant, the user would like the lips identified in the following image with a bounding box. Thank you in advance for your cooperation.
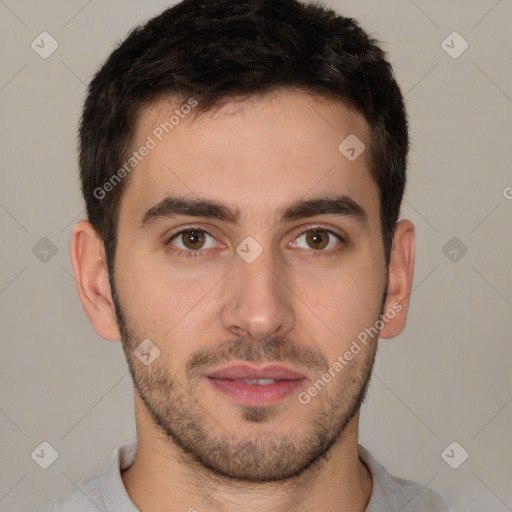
[207,363,307,381]
[206,363,308,406]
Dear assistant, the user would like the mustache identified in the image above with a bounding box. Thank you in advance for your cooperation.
[186,335,328,377]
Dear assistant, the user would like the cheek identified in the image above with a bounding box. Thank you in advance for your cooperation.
[114,250,176,332]
[296,256,385,350]
[114,247,223,343]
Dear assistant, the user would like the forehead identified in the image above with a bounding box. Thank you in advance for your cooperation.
[118,89,378,225]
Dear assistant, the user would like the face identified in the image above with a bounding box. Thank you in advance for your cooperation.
[110,90,389,482]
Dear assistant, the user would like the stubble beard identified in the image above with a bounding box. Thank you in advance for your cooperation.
[109,271,379,483]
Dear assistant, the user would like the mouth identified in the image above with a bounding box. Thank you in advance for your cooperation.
[205,363,308,406]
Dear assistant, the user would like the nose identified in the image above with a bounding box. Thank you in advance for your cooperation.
[220,245,296,341]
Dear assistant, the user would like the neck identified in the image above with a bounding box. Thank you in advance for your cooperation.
[122,396,372,512]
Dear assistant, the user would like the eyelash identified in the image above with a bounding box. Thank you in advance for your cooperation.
[165,225,347,261]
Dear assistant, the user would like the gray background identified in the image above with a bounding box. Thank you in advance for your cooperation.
[0,1,511,511]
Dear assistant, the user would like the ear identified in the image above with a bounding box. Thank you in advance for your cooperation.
[379,219,415,339]
[69,219,121,341]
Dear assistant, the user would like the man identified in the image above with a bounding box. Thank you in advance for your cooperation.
[46,0,452,510]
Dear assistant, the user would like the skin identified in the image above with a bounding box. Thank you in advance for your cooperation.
[70,89,415,512]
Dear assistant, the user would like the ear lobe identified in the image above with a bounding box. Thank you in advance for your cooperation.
[69,220,121,342]
[379,219,415,339]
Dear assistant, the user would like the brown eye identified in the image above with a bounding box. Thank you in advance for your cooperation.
[170,229,216,251]
[181,230,205,249]
[305,230,330,250]
[292,228,342,252]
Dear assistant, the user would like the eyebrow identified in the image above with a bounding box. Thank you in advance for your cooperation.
[139,194,368,228]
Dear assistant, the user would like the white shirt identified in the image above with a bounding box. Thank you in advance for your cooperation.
[43,439,453,511]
